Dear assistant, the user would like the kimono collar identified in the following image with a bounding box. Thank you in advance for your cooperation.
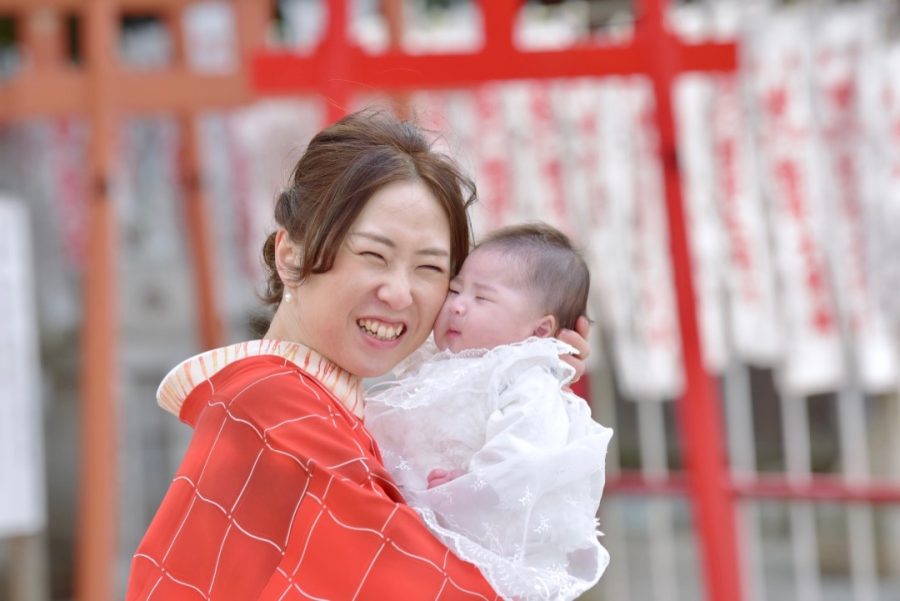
[156,339,365,418]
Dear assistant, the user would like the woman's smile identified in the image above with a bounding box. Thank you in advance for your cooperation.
[357,317,407,342]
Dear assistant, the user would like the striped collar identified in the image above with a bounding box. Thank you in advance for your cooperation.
[156,339,365,418]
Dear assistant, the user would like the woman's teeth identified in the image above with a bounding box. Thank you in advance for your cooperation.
[357,319,404,341]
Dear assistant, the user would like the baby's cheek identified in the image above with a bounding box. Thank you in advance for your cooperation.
[433,330,447,351]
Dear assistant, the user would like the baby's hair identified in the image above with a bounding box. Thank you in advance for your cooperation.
[476,222,589,334]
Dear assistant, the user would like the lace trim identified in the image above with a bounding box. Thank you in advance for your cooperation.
[367,337,578,409]
[414,506,608,601]
[156,339,364,418]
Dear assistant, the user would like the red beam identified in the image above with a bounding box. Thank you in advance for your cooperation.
[606,472,688,497]
[253,45,637,94]
[733,475,900,505]
[118,70,249,113]
[0,70,248,119]
[0,0,205,9]
[606,471,900,505]
[0,71,88,120]
[253,40,736,95]
[681,41,740,72]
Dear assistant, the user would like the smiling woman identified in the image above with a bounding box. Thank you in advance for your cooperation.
[126,110,504,600]
[268,179,453,378]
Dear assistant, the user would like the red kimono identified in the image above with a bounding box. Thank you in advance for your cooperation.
[127,340,500,600]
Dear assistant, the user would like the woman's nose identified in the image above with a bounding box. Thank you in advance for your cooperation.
[376,272,413,310]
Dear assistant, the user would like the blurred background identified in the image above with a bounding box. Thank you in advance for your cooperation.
[2,0,900,599]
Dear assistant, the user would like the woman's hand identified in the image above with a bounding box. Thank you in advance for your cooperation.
[558,315,592,384]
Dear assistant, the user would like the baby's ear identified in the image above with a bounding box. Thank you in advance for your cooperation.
[532,315,557,338]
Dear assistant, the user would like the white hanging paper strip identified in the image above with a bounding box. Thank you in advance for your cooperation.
[472,84,513,233]
[441,91,485,238]
[549,79,597,244]
[0,197,46,537]
[674,74,729,373]
[869,45,900,338]
[501,82,553,225]
[583,82,619,332]
[749,10,844,396]
[531,81,570,230]
[813,6,897,393]
[586,81,634,361]
[712,71,783,367]
[599,79,684,402]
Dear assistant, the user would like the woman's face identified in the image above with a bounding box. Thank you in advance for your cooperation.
[281,179,452,377]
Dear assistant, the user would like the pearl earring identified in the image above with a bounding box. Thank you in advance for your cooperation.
[284,290,293,304]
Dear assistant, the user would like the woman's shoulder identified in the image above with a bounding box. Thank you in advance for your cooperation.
[157,340,347,422]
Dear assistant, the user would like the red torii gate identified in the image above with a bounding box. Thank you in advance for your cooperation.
[0,1,266,600]
[252,1,742,600]
[0,0,741,599]
[7,1,898,600]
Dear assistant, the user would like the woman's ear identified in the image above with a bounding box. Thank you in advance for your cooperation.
[274,230,301,284]
[532,314,557,338]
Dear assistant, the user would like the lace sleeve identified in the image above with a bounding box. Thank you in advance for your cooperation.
[405,365,613,600]
[390,335,440,378]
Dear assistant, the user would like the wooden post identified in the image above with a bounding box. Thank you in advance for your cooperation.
[75,1,118,600]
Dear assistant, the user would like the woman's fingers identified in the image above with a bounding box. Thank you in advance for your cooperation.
[573,315,591,361]
[559,316,592,384]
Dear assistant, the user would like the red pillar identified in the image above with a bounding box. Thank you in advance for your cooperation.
[76,1,118,599]
[636,1,744,600]
[322,0,351,123]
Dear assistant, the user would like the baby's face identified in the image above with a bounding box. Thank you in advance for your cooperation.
[433,248,549,352]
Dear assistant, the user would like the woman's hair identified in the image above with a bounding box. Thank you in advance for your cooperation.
[262,109,477,306]
[476,222,589,333]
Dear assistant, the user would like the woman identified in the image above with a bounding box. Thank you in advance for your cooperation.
[127,110,589,600]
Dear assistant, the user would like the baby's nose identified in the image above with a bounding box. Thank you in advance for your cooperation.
[450,296,466,315]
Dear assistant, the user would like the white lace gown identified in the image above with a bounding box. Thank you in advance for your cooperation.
[365,337,613,601]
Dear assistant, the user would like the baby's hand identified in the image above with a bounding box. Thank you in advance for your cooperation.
[426,468,465,489]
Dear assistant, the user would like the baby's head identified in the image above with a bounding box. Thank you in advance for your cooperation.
[433,222,589,352]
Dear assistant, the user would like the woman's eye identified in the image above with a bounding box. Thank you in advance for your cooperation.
[361,251,385,262]
[419,264,446,274]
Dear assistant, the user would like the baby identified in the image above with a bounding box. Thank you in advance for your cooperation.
[365,223,613,601]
